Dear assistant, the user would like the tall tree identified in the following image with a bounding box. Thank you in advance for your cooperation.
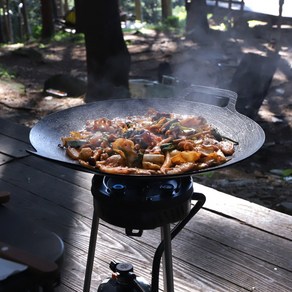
[134,0,142,21]
[40,0,55,39]
[19,0,31,41]
[161,0,172,20]
[75,0,131,102]
[3,0,14,42]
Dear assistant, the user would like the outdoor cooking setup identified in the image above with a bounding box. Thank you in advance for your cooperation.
[29,85,265,291]
[87,175,206,292]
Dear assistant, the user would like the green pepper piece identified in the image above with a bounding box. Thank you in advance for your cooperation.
[66,140,88,148]
[161,143,175,151]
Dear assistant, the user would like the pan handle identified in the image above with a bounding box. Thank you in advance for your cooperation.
[178,84,238,111]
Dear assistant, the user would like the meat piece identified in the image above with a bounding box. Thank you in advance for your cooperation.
[218,141,235,156]
[78,147,93,161]
[164,162,196,175]
[104,154,126,167]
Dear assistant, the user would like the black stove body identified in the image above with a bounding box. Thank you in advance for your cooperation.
[91,175,194,234]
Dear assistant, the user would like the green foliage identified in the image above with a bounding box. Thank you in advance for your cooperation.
[119,0,136,15]
[173,5,186,22]
[144,0,161,24]
[195,171,214,179]
[0,65,15,79]
[0,0,41,42]
[270,168,292,178]
[52,31,70,42]
[161,5,186,33]
[119,1,186,25]
[3,0,187,44]
[68,33,85,44]
[150,5,186,35]
[27,0,42,31]
[282,169,292,177]
[52,31,84,44]
[163,16,180,28]
[32,25,42,39]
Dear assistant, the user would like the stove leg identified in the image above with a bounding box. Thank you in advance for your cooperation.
[83,201,100,292]
[151,193,206,292]
[161,224,174,292]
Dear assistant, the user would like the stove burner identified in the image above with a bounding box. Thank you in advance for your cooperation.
[91,175,194,233]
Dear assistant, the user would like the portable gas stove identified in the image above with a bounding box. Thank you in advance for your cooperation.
[83,175,206,292]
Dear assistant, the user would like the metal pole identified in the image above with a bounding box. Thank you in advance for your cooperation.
[160,224,174,292]
[276,0,284,53]
[83,200,100,292]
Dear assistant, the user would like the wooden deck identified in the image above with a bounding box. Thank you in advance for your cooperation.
[1,117,292,292]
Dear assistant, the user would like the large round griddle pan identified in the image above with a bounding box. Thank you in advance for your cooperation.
[29,85,265,178]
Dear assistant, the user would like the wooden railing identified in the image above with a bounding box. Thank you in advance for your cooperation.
[211,0,245,11]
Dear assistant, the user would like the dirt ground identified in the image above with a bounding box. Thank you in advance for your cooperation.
[0,24,292,215]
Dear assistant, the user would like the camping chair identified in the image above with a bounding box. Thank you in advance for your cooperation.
[0,192,64,292]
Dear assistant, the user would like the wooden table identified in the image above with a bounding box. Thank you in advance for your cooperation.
[1,118,292,292]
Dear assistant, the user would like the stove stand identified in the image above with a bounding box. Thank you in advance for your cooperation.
[83,175,206,292]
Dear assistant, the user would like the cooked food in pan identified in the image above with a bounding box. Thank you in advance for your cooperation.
[59,109,236,175]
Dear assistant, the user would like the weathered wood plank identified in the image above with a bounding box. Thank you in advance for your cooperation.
[0,118,30,143]
[0,135,31,157]
[193,182,292,239]
[55,284,75,292]
[17,156,292,241]
[0,153,13,165]
[172,227,292,292]
[1,179,247,292]
[0,159,94,217]
[21,155,94,189]
[1,166,292,292]
[57,244,101,292]
[133,215,292,292]
[2,159,290,262]
[185,207,292,271]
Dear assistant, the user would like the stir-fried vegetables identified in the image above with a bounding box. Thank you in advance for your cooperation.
[59,109,236,175]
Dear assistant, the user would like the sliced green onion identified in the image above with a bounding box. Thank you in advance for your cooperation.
[66,140,88,148]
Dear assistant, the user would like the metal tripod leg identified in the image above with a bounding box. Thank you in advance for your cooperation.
[161,224,174,292]
[83,200,100,292]
[151,192,206,292]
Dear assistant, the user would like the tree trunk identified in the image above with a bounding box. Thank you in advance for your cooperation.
[134,0,142,22]
[0,12,3,43]
[161,0,172,20]
[4,0,14,42]
[40,0,55,40]
[21,0,31,41]
[75,0,131,102]
[185,0,210,42]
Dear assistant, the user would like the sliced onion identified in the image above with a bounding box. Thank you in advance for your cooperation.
[142,154,165,165]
